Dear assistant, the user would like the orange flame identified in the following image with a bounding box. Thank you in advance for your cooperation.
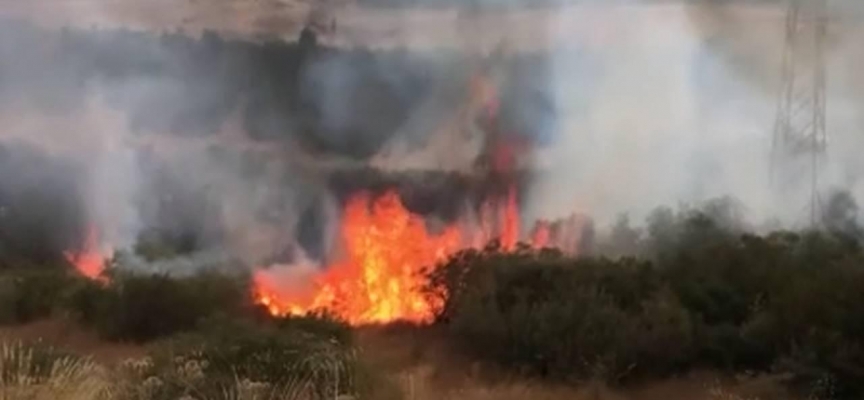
[63,225,108,281]
[254,191,462,325]
[499,184,519,251]
[531,220,551,249]
[253,187,588,325]
[254,62,592,323]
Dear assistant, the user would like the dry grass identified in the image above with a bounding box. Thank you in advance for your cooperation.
[0,319,145,364]
[0,325,809,400]
[354,327,807,400]
[391,372,805,400]
[0,340,111,400]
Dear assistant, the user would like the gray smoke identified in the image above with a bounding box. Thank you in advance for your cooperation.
[526,0,864,229]
[3,0,864,275]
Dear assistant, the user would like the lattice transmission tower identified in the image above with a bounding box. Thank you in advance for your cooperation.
[771,0,829,226]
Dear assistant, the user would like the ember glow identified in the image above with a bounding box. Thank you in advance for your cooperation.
[63,225,109,280]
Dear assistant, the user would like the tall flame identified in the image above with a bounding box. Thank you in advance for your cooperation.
[499,184,520,251]
[531,220,551,249]
[63,225,108,280]
[253,188,591,325]
[255,191,462,325]
[253,64,587,325]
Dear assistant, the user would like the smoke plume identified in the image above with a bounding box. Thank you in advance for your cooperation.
[1,0,864,276]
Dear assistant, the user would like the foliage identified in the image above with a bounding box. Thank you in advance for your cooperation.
[65,271,252,342]
[0,322,390,400]
[273,312,355,347]
[111,315,367,400]
[427,246,686,382]
[0,269,81,324]
[428,206,864,398]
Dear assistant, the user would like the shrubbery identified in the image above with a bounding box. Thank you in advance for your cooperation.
[114,315,360,399]
[427,246,689,381]
[0,263,256,343]
[0,268,83,324]
[64,270,253,342]
[427,215,864,398]
[0,257,392,398]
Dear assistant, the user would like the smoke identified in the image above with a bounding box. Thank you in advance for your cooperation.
[525,1,864,228]
[682,1,864,214]
[3,0,864,277]
[0,19,341,271]
[530,3,720,226]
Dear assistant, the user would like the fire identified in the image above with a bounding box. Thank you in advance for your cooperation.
[499,184,519,251]
[63,225,108,281]
[531,220,551,249]
[254,188,592,325]
[254,191,462,325]
[253,58,588,325]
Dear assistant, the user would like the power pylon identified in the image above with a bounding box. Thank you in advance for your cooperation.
[771,0,828,226]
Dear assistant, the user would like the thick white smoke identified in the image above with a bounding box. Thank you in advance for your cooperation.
[526,1,864,228]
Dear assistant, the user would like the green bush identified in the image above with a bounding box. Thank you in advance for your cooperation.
[429,222,864,397]
[427,247,681,382]
[0,269,80,324]
[66,271,252,342]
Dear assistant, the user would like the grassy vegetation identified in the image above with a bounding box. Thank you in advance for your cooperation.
[0,340,110,399]
[0,338,392,400]
[1,196,863,398]
[0,264,394,399]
